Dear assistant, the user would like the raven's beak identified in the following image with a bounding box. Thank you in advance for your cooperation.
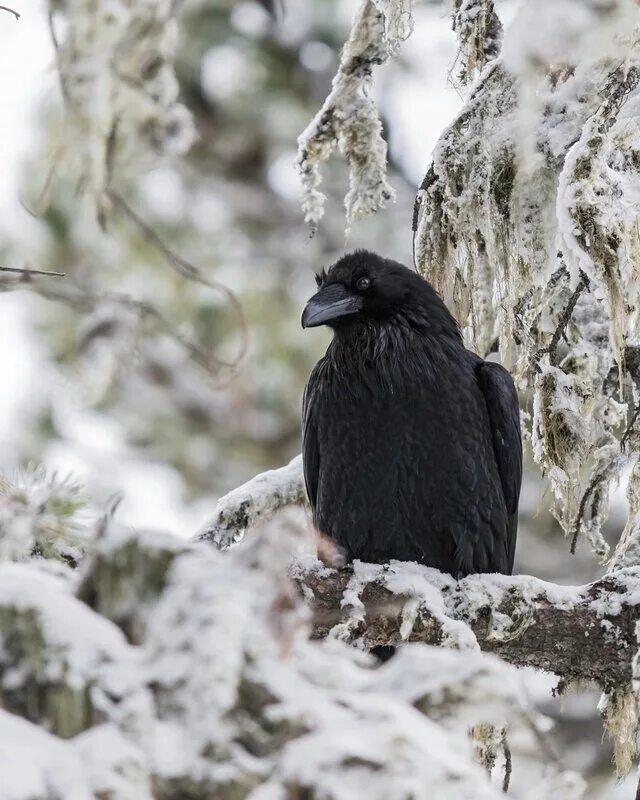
[301,284,362,329]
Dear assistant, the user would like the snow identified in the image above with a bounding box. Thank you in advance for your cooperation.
[268,708,502,800]
[383,560,479,649]
[74,724,152,800]
[0,562,130,686]
[2,505,638,798]
[2,1,640,796]
[0,710,92,800]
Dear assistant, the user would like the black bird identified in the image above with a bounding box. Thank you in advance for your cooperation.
[301,251,522,577]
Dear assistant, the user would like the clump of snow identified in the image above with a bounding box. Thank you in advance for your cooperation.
[384,560,478,649]
[0,710,92,800]
[0,562,137,738]
[73,723,152,800]
[78,520,188,643]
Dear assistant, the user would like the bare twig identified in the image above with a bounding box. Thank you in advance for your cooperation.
[36,281,233,377]
[532,270,590,372]
[621,406,640,452]
[0,266,65,278]
[0,6,19,20]
[106,189,249,371]
[502,729,512,793]
[570,471,607,555]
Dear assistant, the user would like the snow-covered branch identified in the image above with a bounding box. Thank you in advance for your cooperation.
[3,523,579,800]
[195,454,306,548]
[297,559,640,691]
[193,456,640,690]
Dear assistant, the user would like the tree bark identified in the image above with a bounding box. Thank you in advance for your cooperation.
[297,562,640,690]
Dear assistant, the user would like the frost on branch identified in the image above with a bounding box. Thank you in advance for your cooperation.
[301,559,640,689]
[451,0,503,85]
[194,453,306,549]
[297,0,414,228]
[50,0,196,221]
[414,0,640,559]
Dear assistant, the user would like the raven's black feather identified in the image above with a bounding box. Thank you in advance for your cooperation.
[302,251,522,576]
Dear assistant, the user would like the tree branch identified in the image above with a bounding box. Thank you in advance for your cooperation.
[194,459,640,690]
[194,455,306,547]
[531,270,590,372]
[296,561,640,691]
[0,266,65,278]
[0,6,19,20]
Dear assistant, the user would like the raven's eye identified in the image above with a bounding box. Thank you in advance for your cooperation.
[356,276,371,292]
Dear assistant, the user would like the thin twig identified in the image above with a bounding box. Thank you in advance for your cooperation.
[501,728,512,793]
[532,270,589,372]
[570,471,607,554]
[0,6,19,20]
[0,266,65,278]
[106,189,249,370]
[621,406,640,452]
[37,282,229,377]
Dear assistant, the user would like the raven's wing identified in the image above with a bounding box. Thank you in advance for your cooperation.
[301,363,322,511]
[475,360,522,570]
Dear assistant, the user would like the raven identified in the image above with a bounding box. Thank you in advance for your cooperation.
[301,251,522,577]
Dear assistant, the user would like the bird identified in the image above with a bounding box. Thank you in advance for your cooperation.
[300,250,522,577]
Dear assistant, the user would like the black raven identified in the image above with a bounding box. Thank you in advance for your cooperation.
[301,251,522,577]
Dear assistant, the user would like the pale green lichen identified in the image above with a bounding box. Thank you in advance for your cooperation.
[297,0,415,229]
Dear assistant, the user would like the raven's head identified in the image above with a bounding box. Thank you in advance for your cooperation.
[301,250,460,339]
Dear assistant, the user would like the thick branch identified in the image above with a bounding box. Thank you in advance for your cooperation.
[297,561,640,690]
[194,460,640,689]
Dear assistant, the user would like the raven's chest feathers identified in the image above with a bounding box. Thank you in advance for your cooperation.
[303,325,509,572]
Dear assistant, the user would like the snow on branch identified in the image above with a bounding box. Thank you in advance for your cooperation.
[194,454,306,548]
[451,0,503,85]
[3,519,574,800]
[2,472,638,791]
[191,455,640,690]
[298,559,640,692]
[297,0,414,228]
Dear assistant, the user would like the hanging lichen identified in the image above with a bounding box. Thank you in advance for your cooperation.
[413,0,640,559]
[451,0,503,85]
[49,0,196,222]
[297,0,415,229]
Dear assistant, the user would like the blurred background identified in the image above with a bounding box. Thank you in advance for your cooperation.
[0,0,634,795]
